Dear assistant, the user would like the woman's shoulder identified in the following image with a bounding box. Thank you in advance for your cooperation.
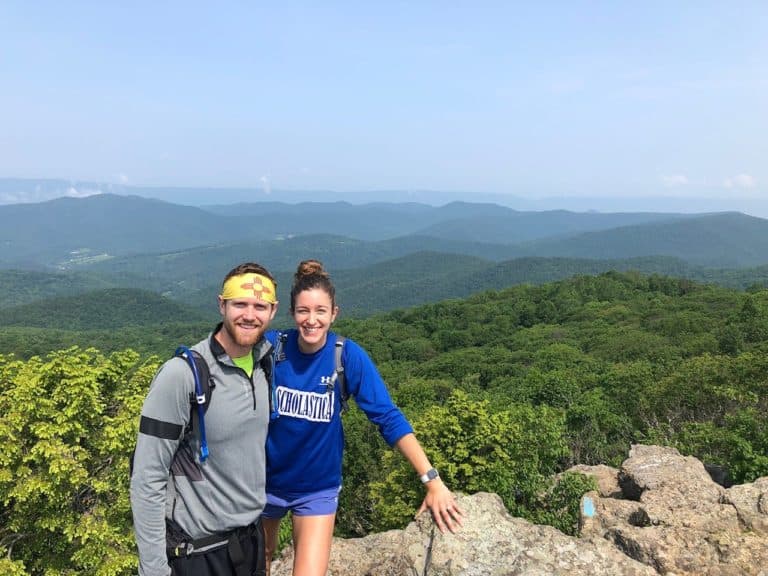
[331,331,354,347]
[331,333,370,361]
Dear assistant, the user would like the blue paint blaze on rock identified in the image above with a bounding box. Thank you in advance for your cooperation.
[582,496,596,518]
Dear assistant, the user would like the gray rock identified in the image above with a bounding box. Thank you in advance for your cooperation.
[723,477,768,535]
[579,444,768,575]
[567,464,622,498]
[269,446,768,575]
[271,492,656,576]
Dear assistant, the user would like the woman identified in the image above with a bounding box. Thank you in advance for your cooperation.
[263,260,463,576]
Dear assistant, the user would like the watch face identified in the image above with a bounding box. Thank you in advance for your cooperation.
[421,468,439,483]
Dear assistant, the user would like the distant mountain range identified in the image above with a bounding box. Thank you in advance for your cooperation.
[4,190,768,327]
[2,191,757,270]
[4,177,768,218]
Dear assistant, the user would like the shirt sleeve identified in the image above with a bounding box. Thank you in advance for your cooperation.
[342,338,413,446]
[130,358,192,576]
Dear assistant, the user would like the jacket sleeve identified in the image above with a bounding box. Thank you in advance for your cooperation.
[342,338,413,446]
[130,358,192,576]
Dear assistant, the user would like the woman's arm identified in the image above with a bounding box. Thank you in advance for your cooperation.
[344,340,464,532]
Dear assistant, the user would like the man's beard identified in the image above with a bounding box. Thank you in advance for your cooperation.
[223,318,263,348]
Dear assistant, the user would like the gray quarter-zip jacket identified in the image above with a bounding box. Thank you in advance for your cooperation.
[130,327,272,576]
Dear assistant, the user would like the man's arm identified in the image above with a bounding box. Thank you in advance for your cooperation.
[130,360,191,576]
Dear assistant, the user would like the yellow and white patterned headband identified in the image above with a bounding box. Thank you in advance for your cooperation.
[220,273,277,304]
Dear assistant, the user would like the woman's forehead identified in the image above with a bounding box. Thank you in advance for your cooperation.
[295,287,333,305]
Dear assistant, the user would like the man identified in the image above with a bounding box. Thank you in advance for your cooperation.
[131,262,279,576]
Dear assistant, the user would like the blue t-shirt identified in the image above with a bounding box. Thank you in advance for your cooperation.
[265,329,413,498]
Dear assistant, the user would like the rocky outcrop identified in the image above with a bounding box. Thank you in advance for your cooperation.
[271,491,656,575]
[270,445,768,575]
[578,444,768,575]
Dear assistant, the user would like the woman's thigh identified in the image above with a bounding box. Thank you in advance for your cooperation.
[290,514,336,576]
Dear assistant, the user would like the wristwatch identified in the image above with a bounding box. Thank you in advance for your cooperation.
[420,468,440,484]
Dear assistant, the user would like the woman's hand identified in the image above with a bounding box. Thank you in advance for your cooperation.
[417,479,464,533]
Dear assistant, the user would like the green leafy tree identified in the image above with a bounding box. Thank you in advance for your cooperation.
[0,348,158,576]
[565,388,634,467]
[646,351,768,483]
[368,390,569,531]
[598,361,657,430]
[336,406,388,537]
[670,413,768,483]
[717,323,744,355]
[527,471,597,535]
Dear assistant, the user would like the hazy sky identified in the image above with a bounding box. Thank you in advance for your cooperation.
[1,1,765,201]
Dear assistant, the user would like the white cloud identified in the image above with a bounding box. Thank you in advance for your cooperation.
[723,174,756,189]
[661,174,689,187]
[0,192,31,204]
[0,184,103,205]
[66,186,102,199]
[260,175,271,195]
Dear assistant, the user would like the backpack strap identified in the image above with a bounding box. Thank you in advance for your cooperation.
[334,336,349,413]
[175,346,213,462]
[269,332,289,420]
[129,348,212,476]
[274,331,288,362]
[272,332,349,415]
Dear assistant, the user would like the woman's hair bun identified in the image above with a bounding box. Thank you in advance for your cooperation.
[296,259,328,279]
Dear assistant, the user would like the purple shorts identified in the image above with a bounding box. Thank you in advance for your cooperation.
[262,486,341,518]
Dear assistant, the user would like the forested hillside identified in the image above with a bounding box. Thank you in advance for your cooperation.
[2,272,767,575]
[0,288,214,359]
[6,251,768,350]
[524,212,768,267]
[0,194,269,267]
[0,269,116,308]
[0,288,210,329]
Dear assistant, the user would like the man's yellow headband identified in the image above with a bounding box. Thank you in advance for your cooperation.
[220,273,277,304]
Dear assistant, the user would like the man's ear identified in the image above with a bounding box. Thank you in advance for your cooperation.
[217,295,225,316]
[270,301,279,320]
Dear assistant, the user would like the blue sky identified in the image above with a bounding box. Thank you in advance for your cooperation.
[1,1,765,204]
